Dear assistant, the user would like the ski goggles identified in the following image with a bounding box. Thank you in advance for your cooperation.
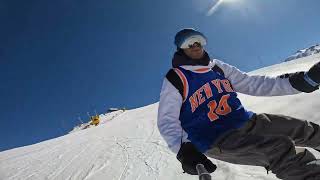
[177,34,207,49]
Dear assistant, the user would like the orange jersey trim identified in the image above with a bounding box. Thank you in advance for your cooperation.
[193,68,211,73]
[174,68,189,102]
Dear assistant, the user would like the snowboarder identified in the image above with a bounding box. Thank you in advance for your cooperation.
[157,28,320,180]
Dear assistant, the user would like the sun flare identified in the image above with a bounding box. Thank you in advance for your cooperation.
[207,0,240,16]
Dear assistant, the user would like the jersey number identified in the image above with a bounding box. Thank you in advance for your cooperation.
[207,94,231,121]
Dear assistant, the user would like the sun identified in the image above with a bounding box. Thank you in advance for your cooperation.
[219,0,240,4]
[207,0,240,16]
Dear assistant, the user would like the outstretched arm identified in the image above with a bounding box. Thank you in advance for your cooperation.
[214,60,319,96]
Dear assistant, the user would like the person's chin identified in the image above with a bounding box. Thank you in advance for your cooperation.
[192,56,203,60]
[193,53,204,59]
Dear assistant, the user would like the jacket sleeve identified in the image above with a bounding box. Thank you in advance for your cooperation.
[213,59,301,96]
[157,78,189,154]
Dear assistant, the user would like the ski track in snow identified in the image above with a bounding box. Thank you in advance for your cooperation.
[114,141,129,180]
[1,55,320,180]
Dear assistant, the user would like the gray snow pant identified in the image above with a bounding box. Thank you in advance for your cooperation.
[205,113,320,180]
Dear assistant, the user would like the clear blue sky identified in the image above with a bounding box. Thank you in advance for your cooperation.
[1,0,320,152]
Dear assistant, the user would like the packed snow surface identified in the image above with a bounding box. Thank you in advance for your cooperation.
[1,54,320,180]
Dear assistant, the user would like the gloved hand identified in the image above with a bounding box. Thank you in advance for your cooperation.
[176,142,217,175]
[306,61,320,85]
[286,61,320,93]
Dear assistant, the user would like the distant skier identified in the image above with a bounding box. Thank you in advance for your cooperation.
[157,28,320,180]
[90,115,100,126]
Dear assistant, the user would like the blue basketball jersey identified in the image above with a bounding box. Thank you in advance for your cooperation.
[174,67,253,152]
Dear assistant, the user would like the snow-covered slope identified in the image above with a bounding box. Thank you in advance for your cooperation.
[69,110,125,134]
[1,54,320,180]
[285,44,320,62]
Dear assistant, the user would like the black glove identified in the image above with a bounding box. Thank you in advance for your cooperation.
[284,61,320,93]
[176,142,217,175]
[306,61,320,85]
[288,71,318,93]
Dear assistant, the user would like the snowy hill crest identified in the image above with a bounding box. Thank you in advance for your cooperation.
[285,44,320,62]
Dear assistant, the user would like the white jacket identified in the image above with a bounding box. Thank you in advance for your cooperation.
[157,59,301,154]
